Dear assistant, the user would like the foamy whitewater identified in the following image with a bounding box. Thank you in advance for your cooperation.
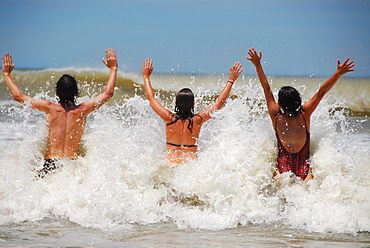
[0,68,369,247]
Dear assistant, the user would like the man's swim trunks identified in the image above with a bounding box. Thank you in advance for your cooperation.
[36,159,58,178]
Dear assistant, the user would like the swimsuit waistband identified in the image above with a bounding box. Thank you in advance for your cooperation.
[166,142,198,148]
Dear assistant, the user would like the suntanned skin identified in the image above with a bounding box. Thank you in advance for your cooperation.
[247,47,355,181]
[142,58,243,166]
[2,48,118,159]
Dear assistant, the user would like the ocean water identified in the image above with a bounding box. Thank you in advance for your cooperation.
[0,68,369,247]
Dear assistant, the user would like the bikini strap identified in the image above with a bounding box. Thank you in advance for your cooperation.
[166,142,197,148]
[300,112,308,132]
[167,115,179,126]
[274,111,282,131]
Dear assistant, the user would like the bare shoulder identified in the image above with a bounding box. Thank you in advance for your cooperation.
[46,103,69,115]
[78,99,99,112]
[164,112,178,124]
[192,113,206,125]
[31,99,57,112]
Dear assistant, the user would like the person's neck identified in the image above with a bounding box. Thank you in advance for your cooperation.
[282,111,300,119]
[60,101,77,111]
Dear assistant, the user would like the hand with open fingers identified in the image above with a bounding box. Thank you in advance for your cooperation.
[102,48,118,70]
[337,58,355,76]
[2,53,15,75]
[246,48,262,67]
[142,58,154,77]
[228,62,243,83]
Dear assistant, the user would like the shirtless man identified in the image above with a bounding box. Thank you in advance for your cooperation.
[142,58,243,166]
[2,48,118,177]
[247,47,354,182]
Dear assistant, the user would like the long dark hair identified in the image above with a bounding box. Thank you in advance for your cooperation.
[56,74,79,107]
[167,88,195,131]
[278,86,302,117]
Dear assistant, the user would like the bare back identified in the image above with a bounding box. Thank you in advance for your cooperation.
[2,48,118,161]
[142,58,243,166]
[44,103,90,159]
[164,115,203,165]
[165,115,202,145]
[274,112,308,154]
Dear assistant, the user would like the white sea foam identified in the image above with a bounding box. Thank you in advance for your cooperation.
[0,73,369,235]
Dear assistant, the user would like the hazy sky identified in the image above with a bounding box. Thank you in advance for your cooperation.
[0,0,369,76]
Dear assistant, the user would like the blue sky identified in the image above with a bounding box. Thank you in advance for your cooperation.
[0,0,369,76]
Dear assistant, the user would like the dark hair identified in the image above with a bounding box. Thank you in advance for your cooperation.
[56,74,79,106]
[278,86,302,116]
[167,88,195,130]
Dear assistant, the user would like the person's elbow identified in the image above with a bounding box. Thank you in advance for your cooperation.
[316,90,327,99]
[13,94,27,103]
[146,93,156,102]
[107,91,114,99]
[104,89,114,100]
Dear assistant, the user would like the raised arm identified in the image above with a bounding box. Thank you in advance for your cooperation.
[247,48,279,120]
[197,62,243,122]
[302,58,355,116]
[2,53,52,112]
[96,48,118,107]
[82,48,118,113]
[2,53,32,103]
[142,58,173,122]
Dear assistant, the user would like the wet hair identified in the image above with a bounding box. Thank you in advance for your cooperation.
[167,88,196,131]
[278,86,302,117]
[56,74,79,106]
